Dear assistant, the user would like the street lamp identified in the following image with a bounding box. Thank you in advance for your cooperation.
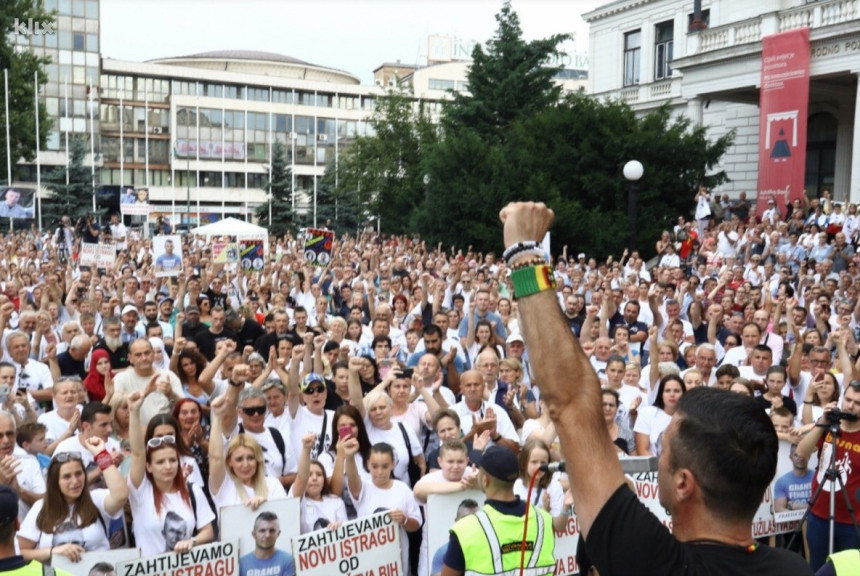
[623,160,644,251]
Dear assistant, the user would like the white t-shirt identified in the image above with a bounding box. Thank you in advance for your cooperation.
[128,474,216,557]
[632,406,672,457]
[453,400,519,443]
[513,475,565,515]
[15,455,46,522]
[354,479,420,572]
[228,424,297,479]
[113,369,184,426]
[211,472,287,512]
[14,359,54,412]
[19,488,119,551]
[298,495,348,534]
[37,408,79,443]
[289,407,334,462]
[365,419,423,487]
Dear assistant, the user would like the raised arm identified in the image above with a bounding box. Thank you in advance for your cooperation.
[208,395,230,496]
[128,385,154,489]
[83,436,128,516]
[347,356,367,419]
[501,202,625,538]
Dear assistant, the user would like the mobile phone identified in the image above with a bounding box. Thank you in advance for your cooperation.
[401,368,414,379]
[0,385,9,404]
[338,425,353,439]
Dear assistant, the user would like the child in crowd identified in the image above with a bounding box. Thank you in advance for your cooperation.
[292,432,347,533]
[512,439,571,532]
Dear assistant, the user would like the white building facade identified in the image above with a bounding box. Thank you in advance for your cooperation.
[585,0,860,203]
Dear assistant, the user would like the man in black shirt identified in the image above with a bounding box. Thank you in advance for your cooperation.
[501,202,811,576]
[191,306,237,361]
[55,335,90,379]
[226,308,265,351]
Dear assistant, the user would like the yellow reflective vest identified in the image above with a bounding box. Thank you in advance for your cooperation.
[828,549,860,575]
[451,503,556,576]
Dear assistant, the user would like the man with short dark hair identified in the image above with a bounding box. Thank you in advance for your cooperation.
[192,306,237,361]
[499,202,809,576]
[55,401,120,484]
[239,512,294,576]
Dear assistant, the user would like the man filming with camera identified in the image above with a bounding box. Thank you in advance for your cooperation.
[797,380,860,570]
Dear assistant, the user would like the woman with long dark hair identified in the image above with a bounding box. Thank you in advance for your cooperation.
[18,437,128,563]
[634,374,686,457]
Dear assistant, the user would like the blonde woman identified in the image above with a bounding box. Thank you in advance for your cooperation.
[208,395,286,511]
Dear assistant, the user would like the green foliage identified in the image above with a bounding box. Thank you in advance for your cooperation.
[316,162,361,233]
[255,139,294,236]
[41,135,96,225]
[331,87,437,235]
[330,1,734,260]
[0,0,53,182]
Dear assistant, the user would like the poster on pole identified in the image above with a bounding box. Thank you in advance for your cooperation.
[53,549,141,576]
[303,228,335,267]
[116,540,238,576]
[153,235,183,277]
[219,497,301,576]
[80,242,116,269]
[755,28,810,218]
[292,512,401,576]
[213,241,239,263]
[240,239,265,271]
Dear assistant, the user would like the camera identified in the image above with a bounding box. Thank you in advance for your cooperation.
[822,409,859,424]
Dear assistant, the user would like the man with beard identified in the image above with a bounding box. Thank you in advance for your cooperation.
[407,325,462,394]
[139,300,173,343]
[93,317,129,369]
[178,305,207,341]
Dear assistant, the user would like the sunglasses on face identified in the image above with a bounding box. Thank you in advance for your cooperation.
[241,405,267,416]
[147,435,176,449]
[303,385,326,395]
[53,452,83,463]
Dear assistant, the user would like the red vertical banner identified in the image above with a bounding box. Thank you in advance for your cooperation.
[755,28,810,219]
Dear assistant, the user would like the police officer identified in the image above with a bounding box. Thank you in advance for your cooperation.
[442,445,555,576]
[0,484,73,576]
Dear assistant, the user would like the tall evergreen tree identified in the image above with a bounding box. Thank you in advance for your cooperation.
[255,139,293,235]
[0,1,52,182]
[41,135,96,226]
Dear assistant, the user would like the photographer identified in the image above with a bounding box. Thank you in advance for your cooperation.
[78,214,100,244]
[797,380,860,570]
[53,216,74,264]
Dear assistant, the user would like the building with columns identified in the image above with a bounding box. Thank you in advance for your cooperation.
[585,0,860,203]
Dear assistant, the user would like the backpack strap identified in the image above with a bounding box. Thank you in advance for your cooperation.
[268,427,287,475]
[397,422,413,459]
[315,412,328,457]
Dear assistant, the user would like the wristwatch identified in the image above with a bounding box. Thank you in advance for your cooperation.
[228,380,243,387]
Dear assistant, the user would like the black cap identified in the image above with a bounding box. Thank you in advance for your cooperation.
[472,445,518,482]
[0,485,18,526]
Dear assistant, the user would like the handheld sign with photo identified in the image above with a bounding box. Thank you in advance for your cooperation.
[153,235,183,277]
[426,490,484,576]
[116,540,238,576]
[53,548,141,576]
[240,240,265,271]
[293,512,401,576]
[303,229,335,268]
[220,497,301,566]
[213,241,239,263]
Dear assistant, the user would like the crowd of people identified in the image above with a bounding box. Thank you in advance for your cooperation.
[0,189,853,575]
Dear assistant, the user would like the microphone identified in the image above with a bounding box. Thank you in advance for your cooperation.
[539,461,566,473]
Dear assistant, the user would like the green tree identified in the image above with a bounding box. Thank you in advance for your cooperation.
[316,162,360,232]
[41,134,96,225]
[414,0,569,249]
[256,139,294,236]
[333,87,437,234]
[0,1,53,182]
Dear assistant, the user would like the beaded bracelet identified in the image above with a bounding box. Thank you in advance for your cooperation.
[511,257,548,271]
[503,241,541,264]
[511,264,557,298]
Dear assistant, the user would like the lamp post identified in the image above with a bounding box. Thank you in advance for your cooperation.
[623,160,644,251]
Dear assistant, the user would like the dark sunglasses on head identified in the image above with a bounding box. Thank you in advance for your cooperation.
[303,385,326,395]
[147,435,176,449]
[241,405,267,416]
[53,452,83,463]
[262,381,285,393]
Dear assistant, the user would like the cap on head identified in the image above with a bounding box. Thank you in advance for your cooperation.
[301,372,325,392]
[121,305,139,317]
[0,485,18,526]
[473,445,518,482]
[505,333,524,346]
[184,306,200,315]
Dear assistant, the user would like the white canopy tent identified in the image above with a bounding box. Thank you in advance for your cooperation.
[190,217,268,238]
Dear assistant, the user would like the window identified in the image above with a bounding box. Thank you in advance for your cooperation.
[654,20,674,80]
[623,30,641,86]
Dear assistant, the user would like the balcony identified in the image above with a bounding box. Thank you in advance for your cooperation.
[689,0,858,55]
